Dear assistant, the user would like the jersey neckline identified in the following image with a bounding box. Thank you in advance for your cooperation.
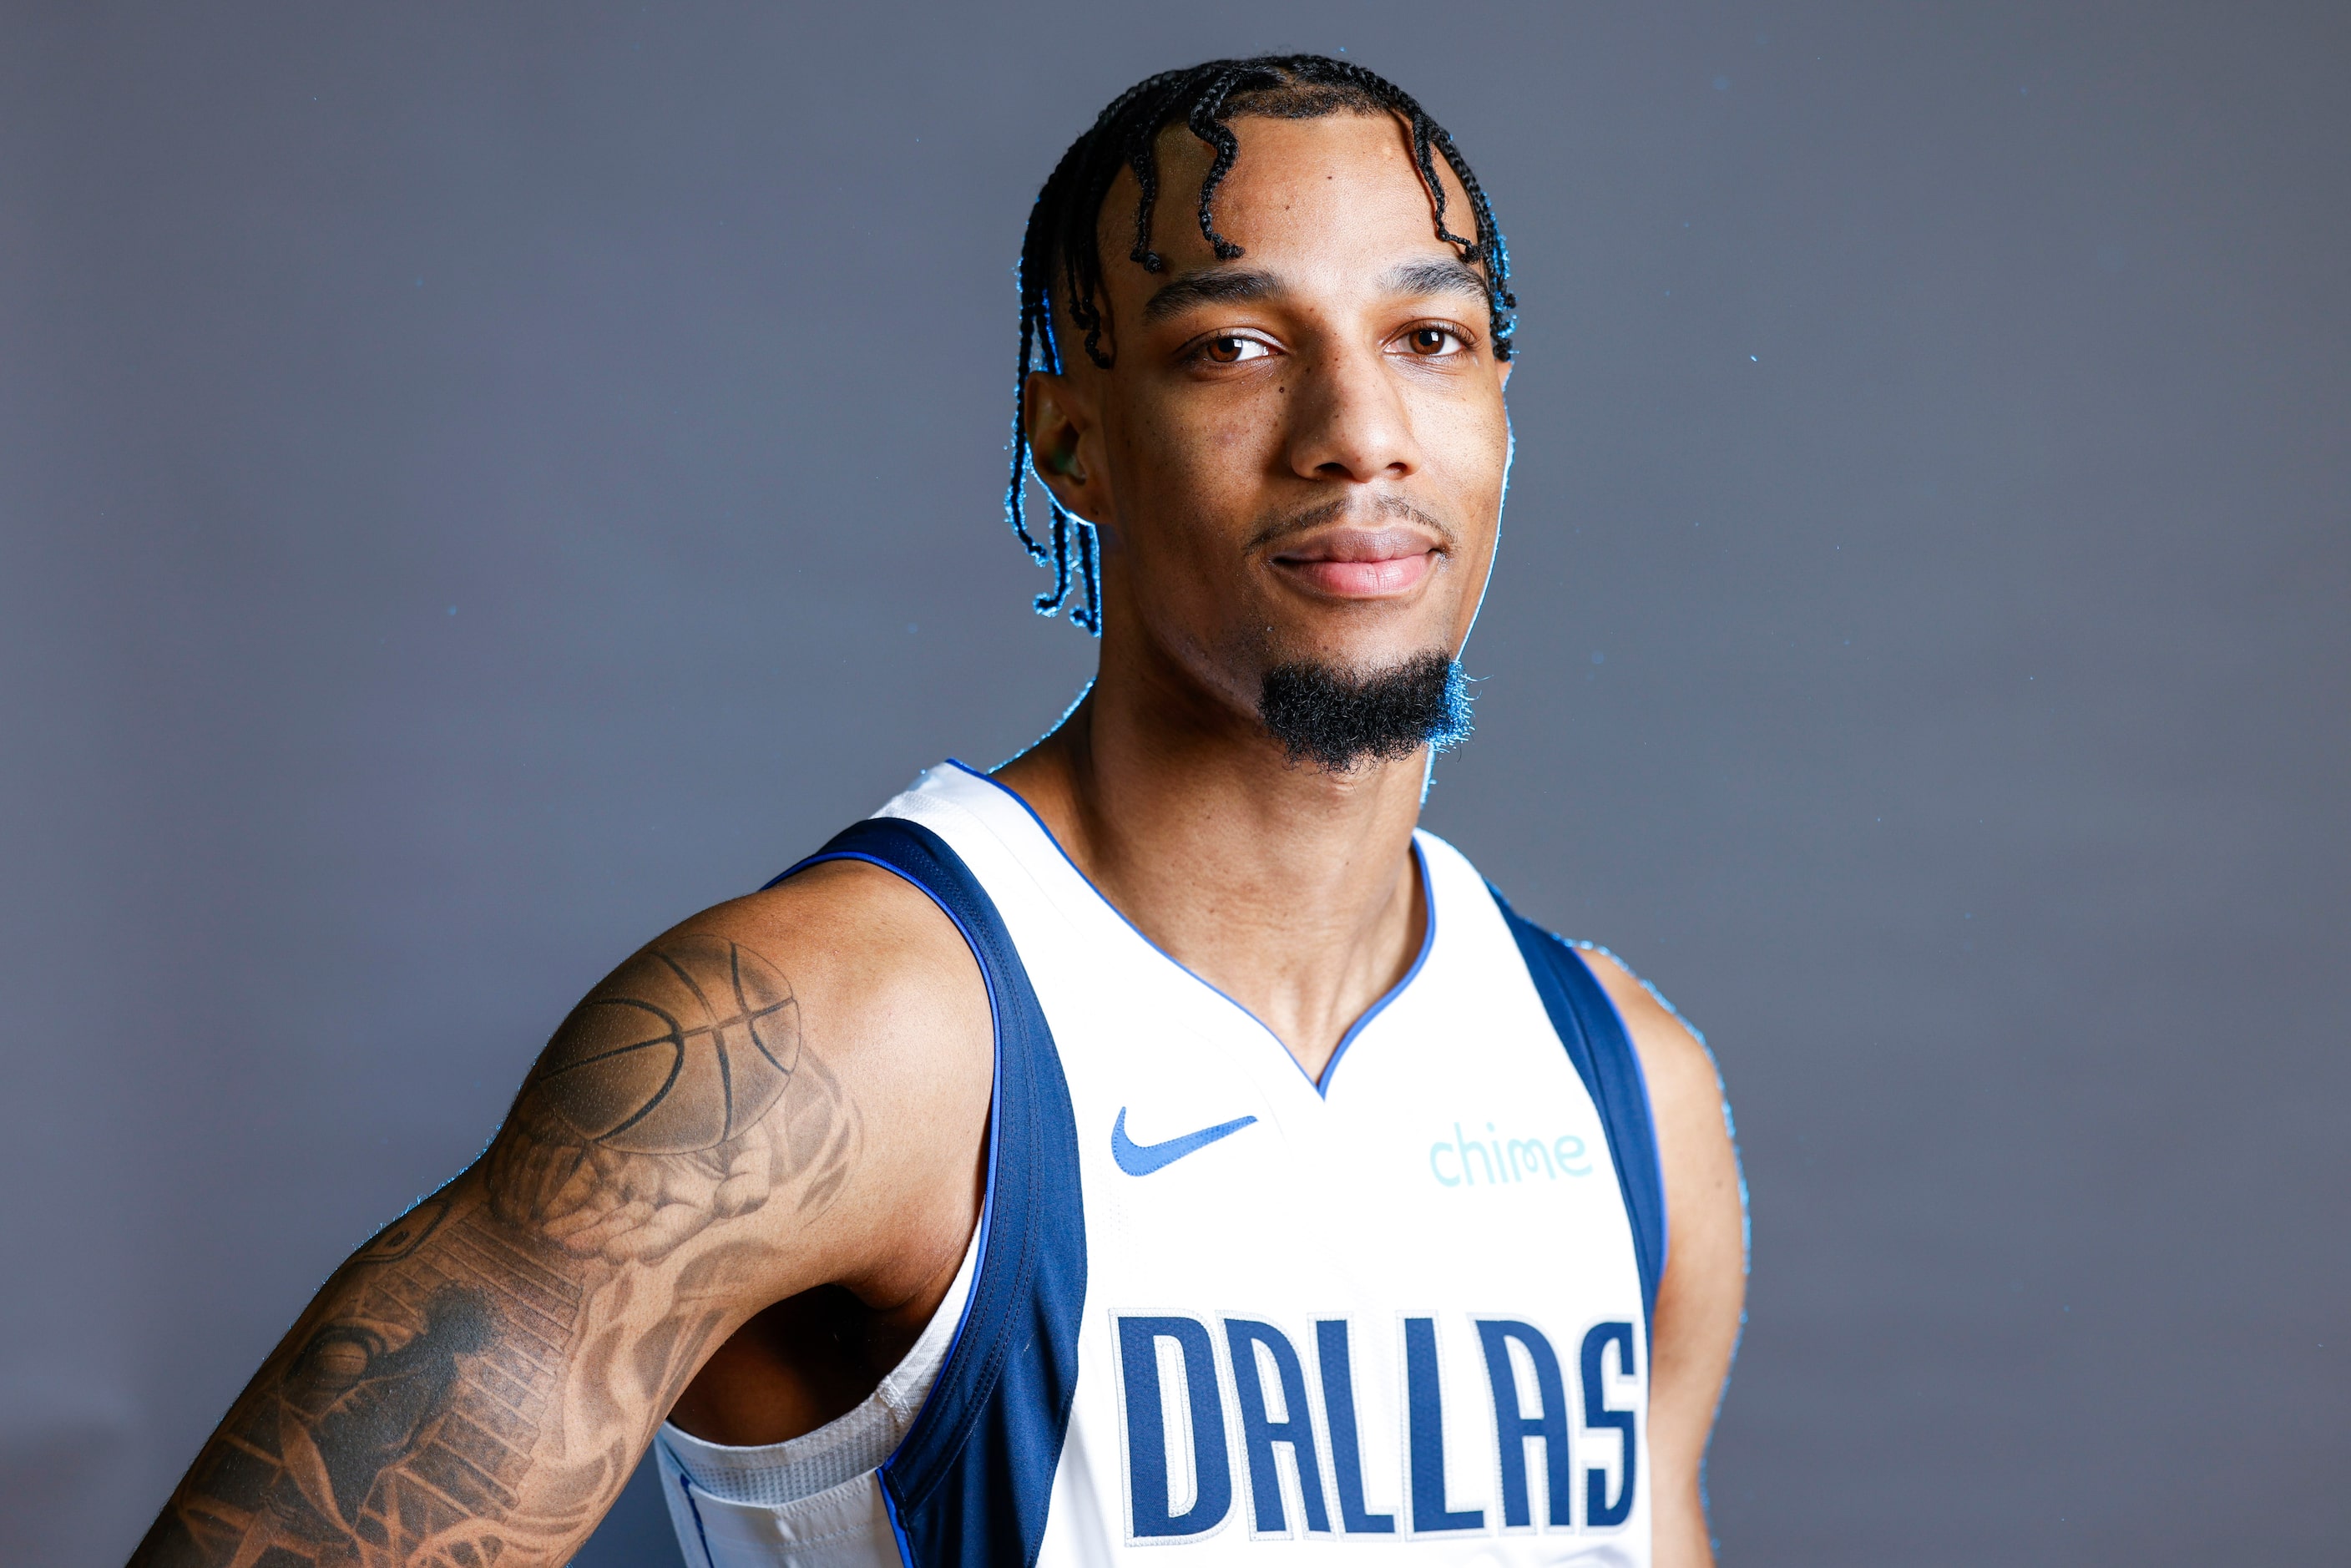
[937,758,1438,1099]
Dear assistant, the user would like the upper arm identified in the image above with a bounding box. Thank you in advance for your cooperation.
[132,858,993,1566]
[488,856,991,1289]
[1580,947,1745,1565]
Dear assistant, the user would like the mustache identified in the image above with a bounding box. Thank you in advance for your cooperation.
[1243,493,1459,554]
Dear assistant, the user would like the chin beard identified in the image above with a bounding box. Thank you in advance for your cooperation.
[1256,651,1474,773]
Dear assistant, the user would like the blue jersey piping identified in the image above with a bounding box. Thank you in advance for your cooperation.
[1312,847,1435,1094]
[666,1449,718,1568]
[879,1476,916,1568]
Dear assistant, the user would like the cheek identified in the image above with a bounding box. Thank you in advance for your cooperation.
[1144,390,1282,481]
[1423,399,1513,508]
[1110,390,1284,536]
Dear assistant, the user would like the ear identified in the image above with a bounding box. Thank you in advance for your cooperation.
[1024,370,1109,525]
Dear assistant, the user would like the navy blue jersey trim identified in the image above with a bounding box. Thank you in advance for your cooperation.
[943,758,1433,1099]
[772,847,1004,1415]
[767,817,1086,1568]
[1489,886,1668,1333]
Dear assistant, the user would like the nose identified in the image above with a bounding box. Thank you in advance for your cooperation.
[1282,341,1422,483]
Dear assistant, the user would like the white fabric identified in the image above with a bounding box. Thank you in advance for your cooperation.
[656,1223,979,1566]
[897,765,1652,1567]
[665,761,1652,1566]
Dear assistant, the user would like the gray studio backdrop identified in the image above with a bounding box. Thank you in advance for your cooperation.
[3,3,2344,1562]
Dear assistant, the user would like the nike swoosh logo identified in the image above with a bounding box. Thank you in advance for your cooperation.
[1110,1106,1259,1176]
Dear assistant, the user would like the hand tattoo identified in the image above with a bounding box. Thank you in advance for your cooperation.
[134,933,862,1567]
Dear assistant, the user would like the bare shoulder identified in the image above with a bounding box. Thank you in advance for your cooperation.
[1569,941,1742,1261]
[710,855,992,1087]
[1572,944,1726,1124]
[698,858,994,1292]
[495,856,992,1307]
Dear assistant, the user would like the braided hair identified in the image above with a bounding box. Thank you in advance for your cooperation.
[1008,54,1517,633]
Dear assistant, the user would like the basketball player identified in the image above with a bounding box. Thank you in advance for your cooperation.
[133,56,1744,1568]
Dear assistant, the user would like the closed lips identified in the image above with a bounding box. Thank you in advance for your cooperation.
[1272,527,1439,597]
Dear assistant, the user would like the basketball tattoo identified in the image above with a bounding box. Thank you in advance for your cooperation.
[131,933,862,1567]
[528,934,801,1154]
[489,935,855,1265]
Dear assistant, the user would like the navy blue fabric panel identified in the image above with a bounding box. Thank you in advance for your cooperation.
[1489,887,1668,1333]
[767,817,1087,1568]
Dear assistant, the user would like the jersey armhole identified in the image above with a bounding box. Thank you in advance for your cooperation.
[765,817,1085,1568]
[1487,883,1669,1337]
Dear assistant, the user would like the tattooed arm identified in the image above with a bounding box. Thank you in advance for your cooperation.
[130,862,991,1567]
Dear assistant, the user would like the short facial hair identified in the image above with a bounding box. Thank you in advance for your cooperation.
[1256,651,1474,772]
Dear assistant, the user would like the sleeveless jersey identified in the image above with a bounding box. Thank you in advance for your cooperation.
[660,761,1665,1568]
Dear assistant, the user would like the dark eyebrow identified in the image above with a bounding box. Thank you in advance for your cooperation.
[1140,258,1486,325]
[1379,258,1490,304]
[1140,267,1282,322]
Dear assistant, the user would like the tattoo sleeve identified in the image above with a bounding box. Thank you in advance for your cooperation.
[131,932,862,1567]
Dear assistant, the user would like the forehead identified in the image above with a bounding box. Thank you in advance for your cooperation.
[1095,111,1474,304]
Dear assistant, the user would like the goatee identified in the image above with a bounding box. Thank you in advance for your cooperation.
[1256,651,1474,772]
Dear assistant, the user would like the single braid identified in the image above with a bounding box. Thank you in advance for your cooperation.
[1040,503,1072,616]
[1004,306,1049,564]
[1123,76,1181,274]
[1072,509,1101,632]
[1186,68,1251,260]
[1434,134,1517,333]
[1128,139,1165,272]
[1408,116,1472,255]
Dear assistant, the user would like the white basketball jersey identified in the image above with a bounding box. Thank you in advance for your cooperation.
[660,762,1662,1568]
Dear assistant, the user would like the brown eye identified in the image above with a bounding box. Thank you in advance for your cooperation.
[1408,326,1455,356]
[1197,333,1272,365]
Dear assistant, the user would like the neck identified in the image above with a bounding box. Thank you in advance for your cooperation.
[993,656,1429,1084]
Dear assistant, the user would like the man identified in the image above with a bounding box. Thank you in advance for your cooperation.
[134,54,1743,1568]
